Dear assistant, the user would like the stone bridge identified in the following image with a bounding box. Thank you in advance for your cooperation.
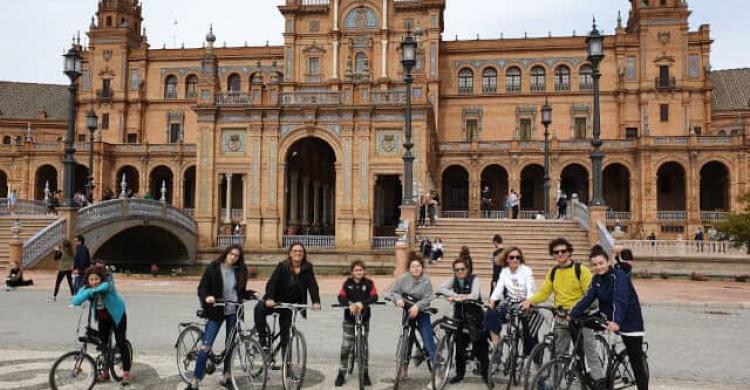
[21,199,197,268]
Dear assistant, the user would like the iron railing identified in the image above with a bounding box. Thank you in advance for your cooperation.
[217,235,245,247]
[657,211,686,220]
[701,211,729,221]
[606,211,632,221]
[372,236,398,248]
[440,210,468,219]
[282,235,335,248]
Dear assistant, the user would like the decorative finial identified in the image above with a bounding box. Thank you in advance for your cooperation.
[617,10,623,28]
[205,23,216,43]
[90,16,96,29]
[76,31,81,46]
[593,15,598,30]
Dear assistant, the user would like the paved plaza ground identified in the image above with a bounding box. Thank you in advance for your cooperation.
[1,271,749,389]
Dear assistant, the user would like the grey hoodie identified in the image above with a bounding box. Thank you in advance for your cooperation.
[388,272,434,312]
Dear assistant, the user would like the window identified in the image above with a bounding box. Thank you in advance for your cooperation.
[78,134,86,142]
[106,16,112,27]
[355,52,368,74]
[530,66,546,92]
[626,56,637,80]
[250,73,263,84]
[520,119,532,140]
[482,68,497,93]
[506,67,521,92]
[658,65,672,89]
[102,79,112,97]
[689,55,700,79]
[660,104,669,122]
[693,126,702,135]
[227,74,241,93]
[458,68,474,94]
[185,75,198,98]
[126,134,138,143]
[101,113,109,129]
[14,136,21,145]
[626,127,638,138]
[163,75,177,99]
[554,66,571,91]
[465,120,478,142]
[574,118,587,140]
[307,57,320,82]
[2,136,10,144]
[660,0,667,6]
[580,65,593,90]
[169,123,181,143]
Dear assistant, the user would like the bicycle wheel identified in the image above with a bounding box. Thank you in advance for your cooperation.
[175,325,203,384]
[530,358,585,390]
[431,332,455,390]
[393,332,410,390]
[522,341,553,390]
[505,335,520,390]
[230,335,268,390]
[594,334,611,369]
[108,340,133,382]
[355,332,366,390]
[49,351,97,390]
[282,329,307,390]
[487,338,510,389]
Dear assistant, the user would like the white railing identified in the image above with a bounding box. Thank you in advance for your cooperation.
[597,221,615,255]
[77,198,197,233]
[518,210,543,219]
[0,199,48,215]
[217,92,251,106]
[281,91,340,105]
[372,236,398,248]
[440,210,468,218]
[620,239,748,259]
[282,235,335,248]
[657,211,686,220]
[701,211,729,221]
[217,235,245,247]
[606,211,632,221]
[300,0,329,5]
[481,210,509,219]
[21,218,66,268]
[572,198,589,230]
[77,200,123,230]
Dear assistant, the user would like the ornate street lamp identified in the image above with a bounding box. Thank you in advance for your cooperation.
[85,110,97,203]
[541,97,553,218]
[62,41,82,208]
[400,33,417,206]
[586,18,606,206]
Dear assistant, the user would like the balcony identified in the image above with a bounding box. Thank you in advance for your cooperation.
[580,82,593,91]
[555,83,571,92]
[96,89,114,102]
[530,84,546,92]
[458,87,474,95]
[280,91,340,106]
[655,77,677,90]
[701,211,729,222]
[505,84,521,93]
[482,86,497,94]
[217,92,251,106]
[657,211,686,221]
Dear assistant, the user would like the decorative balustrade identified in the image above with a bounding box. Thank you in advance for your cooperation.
[657,211,686,220]
[217,92,251,106]
[77,199,197,232]
[518,210,543,219]
[597,221,615,254]
[438,143,471,152]
[440,210,468,219]
[653,137,689,145]
[371,89,407,104]
[520,141,543,150]
[282,235,335,248]
[372,236,398,248]
[281,91,340,105]
[701,211,729,221]
[655,76,677,90]
[217,234,245,247]
[0,199,47,215]
[481,210,509,219]
[21,218,66,268]
[606,211,632,221]
[697,136,732,145]
[558,140,591,150]
[571,198,589,230]
[619,239,747,259]
[182,208,195,217]
[34,143,62,152]
[300,0,329,5]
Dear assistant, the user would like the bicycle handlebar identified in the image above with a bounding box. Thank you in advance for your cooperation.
[330,302,386,308]
[531,304,569,317]
[434,292,487,308]
[275,302,317,311]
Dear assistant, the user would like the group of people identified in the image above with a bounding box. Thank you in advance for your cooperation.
[417,192,439,227]
[419,236,445,264]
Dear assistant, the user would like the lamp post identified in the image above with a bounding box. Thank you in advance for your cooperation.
[586,18,606,206]
[400,33,417,205]
[62,41,82,208]
[541,97,552,218]
[85,110,97,203]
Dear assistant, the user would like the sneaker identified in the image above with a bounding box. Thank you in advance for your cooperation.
[448,375,464,384]
[46,296,54,302]
[334,371,346,386]
[184,384,198,390]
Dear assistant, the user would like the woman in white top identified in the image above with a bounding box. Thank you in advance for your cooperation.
[430,238,444,263]
[483,246,535,348]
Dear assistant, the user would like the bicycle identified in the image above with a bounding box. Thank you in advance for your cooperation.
[250,302,315,390]
[175,298,267,390]
[487,301,528,390]
[331,301,386,390]
[601,330,650,389]
[49,302,134,389]
[431,293,489,390]
[386,295,438,390]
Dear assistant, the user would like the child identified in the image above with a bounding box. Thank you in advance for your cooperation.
[335,260,378,387]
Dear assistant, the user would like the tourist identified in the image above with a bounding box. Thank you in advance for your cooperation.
[481,185,492,218]
[616,248,635,276]
[458,245,473,274]
[187,244,251,390]
[420,236,432,262]
[509,189,520,219]
[572,245,648,390]
[334,260,378,387]
[49,240,74,302]
[417,194,427,227]
[557,195,568,219]
[71,265,131,385]
[254,243,321,353]
[72,235,91,294]
[5,261,33,290]
[489,234,505,294]
[438,257,488,384]
[8,188,16,214]
[430,238,444,263]
[694,227,705,252]
[427,193,438,227]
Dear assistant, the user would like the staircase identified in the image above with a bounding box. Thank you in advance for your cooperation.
[414,218,590,279]
[0,215,59,270]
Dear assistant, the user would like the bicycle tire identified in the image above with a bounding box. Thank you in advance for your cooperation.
[522,340,553,390]
[530,358,585,390]
[431,332,455,390]
[230,335,268,390]
[109,339,133,382]
[393,331,410,390]
[282,329,307,390]
[594,334,611,369]
[49,350,97,390]
[506,335,519,390]
[175,325,203,384]
[607,348,649,390]
[488,338,510,389]
[356,332,366,390]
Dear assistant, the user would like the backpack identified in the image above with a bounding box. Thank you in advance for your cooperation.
[550,262,582,284]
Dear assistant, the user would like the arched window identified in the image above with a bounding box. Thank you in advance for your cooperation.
[482,68,497,93]
[185,75,198,99]
[458,68,474,94]
[227,74,241,93]
[580,65,594,90]
[506,67,521,92]
[554,66,571,91]
[355,52,368,74]
[530,66,546,92]
[250,73,263,84]
[2,136,11,145]
[164,75,178,99]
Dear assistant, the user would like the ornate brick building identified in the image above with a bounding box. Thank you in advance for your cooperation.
[2,0,750,257]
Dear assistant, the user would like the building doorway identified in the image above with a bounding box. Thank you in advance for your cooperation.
[373,175,402,236]
[284,136,336,235]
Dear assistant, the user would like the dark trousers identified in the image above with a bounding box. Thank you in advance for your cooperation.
[254,302,293,350]
[53,271,73,297]
[73,273,84,294]
[455,323,489,378]
[339,321,370,372]
[418,206,426,226]
[194,314,237,380]
[99,314,131,372]
[511,205,519,219]
[622,335,649,390]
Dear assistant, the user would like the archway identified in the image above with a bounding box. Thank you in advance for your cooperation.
[520,164,544,211]
[35,165,58,200]
[657,162,686,211]
[480,164,509,213]
[441,165,469,212]
[285,137,336,235]
[75,164,89,196]
[0,169,7,198]
[373,175,402,235]
[700,161,730,211]
[115,166,140,197]
[93,225,190,269]
[560,163,589,204]
[183,166,196,209]
[149,165,174,203]
[603,163,630,211]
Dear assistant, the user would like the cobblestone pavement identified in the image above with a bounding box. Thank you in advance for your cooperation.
[2,284,749,389]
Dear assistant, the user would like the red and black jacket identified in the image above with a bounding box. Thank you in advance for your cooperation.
[337,277,378,323]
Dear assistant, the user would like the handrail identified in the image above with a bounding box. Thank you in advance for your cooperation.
[21,218,66,268]
[597,221,615,255]
[571,198,589,231]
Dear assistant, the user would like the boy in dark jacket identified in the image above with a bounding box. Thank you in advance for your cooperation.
[334,260,378,387]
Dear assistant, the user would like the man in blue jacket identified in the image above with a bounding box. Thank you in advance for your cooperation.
[72,235,90,294]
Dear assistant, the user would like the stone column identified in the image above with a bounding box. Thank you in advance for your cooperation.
[241,174,247,224]
[381,40,388,79]
[313,180,321,226]
[333,0,340,31]
[289,171,299,225]
[333,40,340,79]
[224,173,233,224]
[301,176,311,227]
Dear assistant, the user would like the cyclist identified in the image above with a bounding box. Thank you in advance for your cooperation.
[387,251,437,380]
[186,244,250,390]
[521,237,606,386]
[71,265,131,386]
[571,245,648,390]
[254,242,322,353]
[437,257,488,384]
[334,260,379,387]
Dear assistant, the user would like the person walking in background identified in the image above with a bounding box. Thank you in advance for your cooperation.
[694,227,705,252]
[420,236,432,263]
[490,234,505,294]
[49,240,74,302]
[72,235,91,294]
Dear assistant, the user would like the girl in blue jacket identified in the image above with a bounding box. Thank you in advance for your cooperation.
[572,245,648,390]
[71,265,131,385]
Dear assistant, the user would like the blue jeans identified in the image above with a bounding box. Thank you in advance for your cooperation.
[193,314,237,381]
[72,274,83,294]
[403,311,436,362]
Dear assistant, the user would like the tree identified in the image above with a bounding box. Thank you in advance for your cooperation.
[719,192,750,253]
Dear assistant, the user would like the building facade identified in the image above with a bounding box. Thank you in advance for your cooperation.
[2,0,750,255]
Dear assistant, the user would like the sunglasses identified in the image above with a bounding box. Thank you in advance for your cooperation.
[453,268,466,272]
[507,255,522,261]
[553,249,569,255]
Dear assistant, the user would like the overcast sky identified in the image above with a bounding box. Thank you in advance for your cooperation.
[0,0,747,84]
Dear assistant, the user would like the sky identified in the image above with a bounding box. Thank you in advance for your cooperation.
[0,0,747,84]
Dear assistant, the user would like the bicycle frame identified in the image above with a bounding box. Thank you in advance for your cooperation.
[263,303,313,364]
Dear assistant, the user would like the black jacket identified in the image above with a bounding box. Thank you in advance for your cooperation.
[263,261,321,305]
[197,260,249,321]
[338,277,378,322]
[73,245,90,272]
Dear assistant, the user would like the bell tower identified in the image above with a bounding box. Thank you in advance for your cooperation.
[89,0,145,49]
